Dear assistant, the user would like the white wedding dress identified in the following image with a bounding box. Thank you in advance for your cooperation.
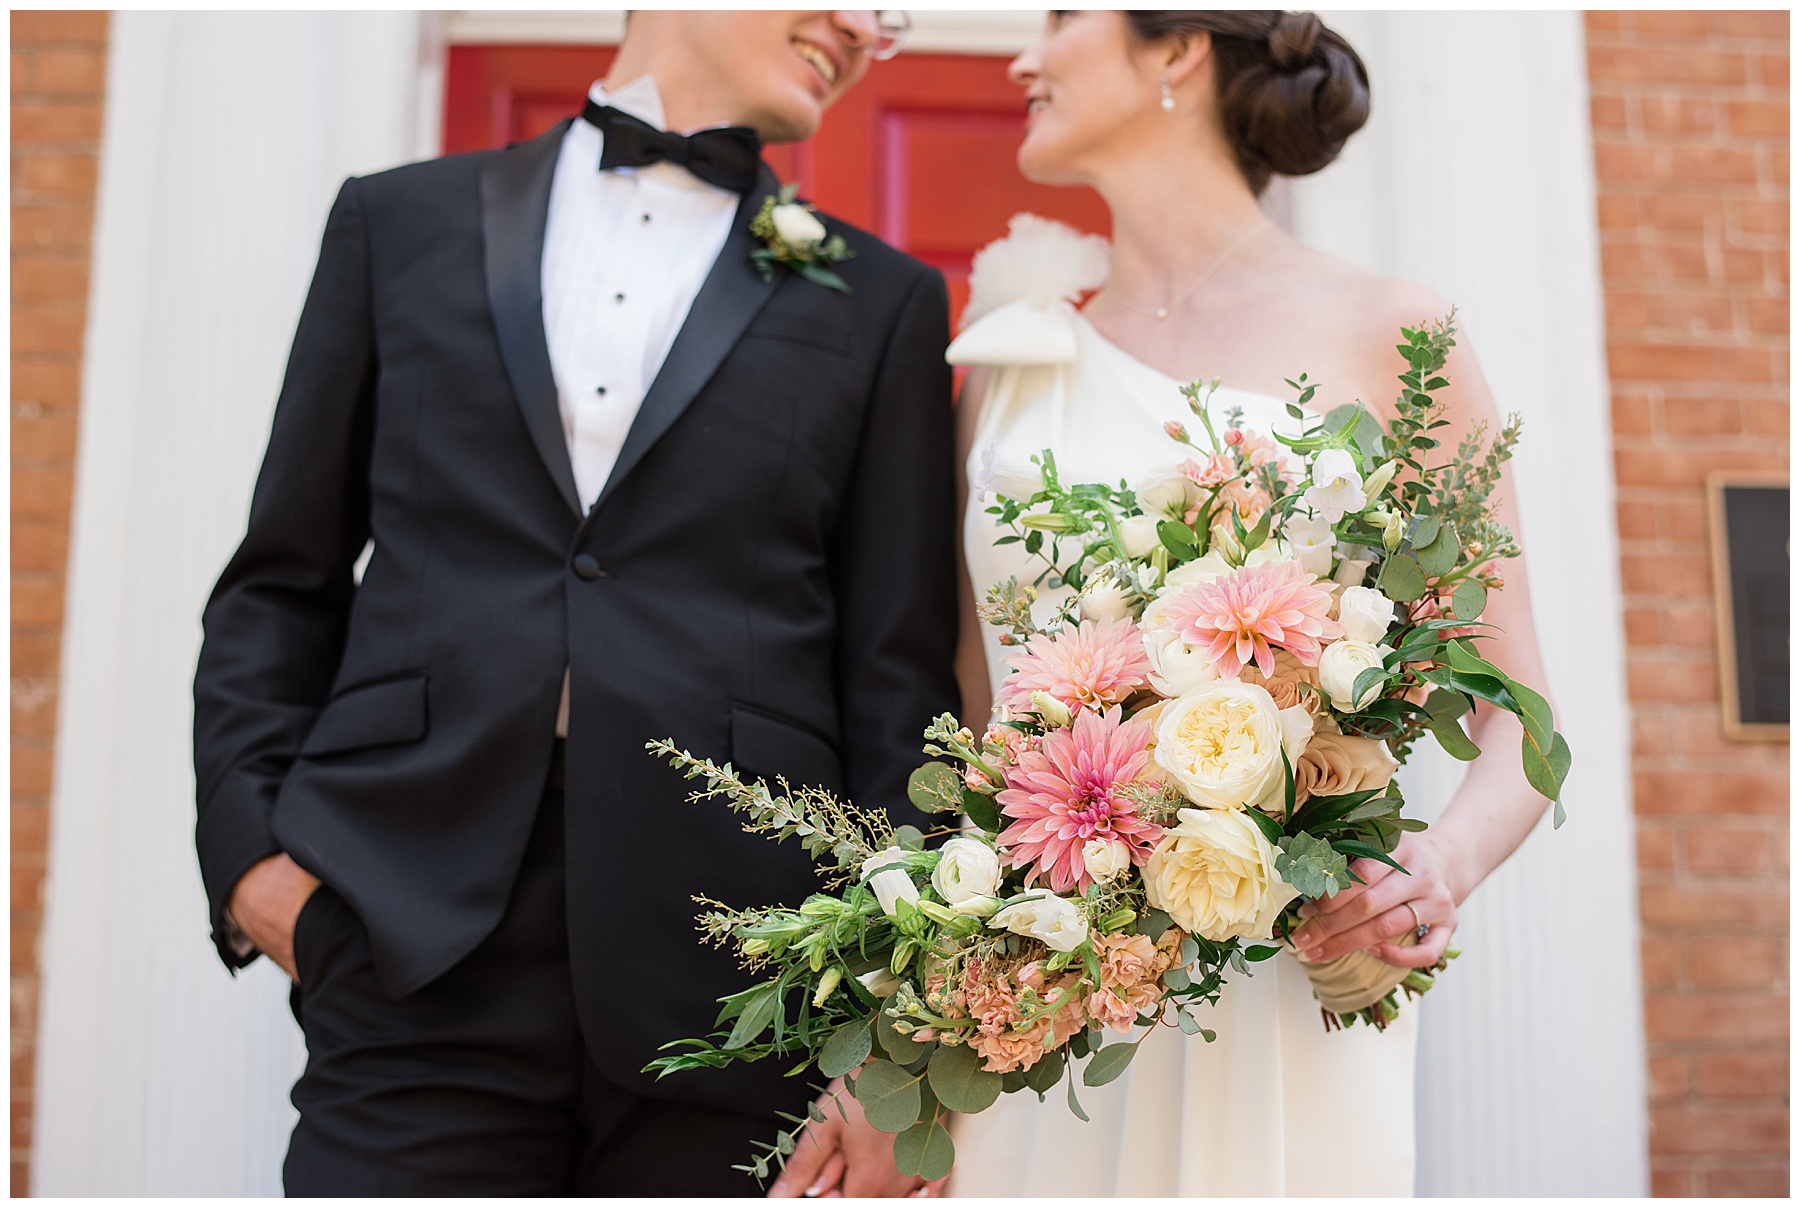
[943,216,1417,1198]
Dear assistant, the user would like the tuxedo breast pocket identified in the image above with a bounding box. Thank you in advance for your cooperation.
[741,296,854,357]
[729,702,844,794]
[300,674,429,757]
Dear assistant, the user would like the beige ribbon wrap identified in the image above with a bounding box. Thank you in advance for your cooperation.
[1293,929,1418,1014]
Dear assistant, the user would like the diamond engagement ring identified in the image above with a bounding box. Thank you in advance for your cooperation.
[1404,901,1429,941]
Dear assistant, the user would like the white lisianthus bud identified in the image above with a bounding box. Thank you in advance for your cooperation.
[990,894,1089,952]
[1119,514,1162,559]
[1333,548,1374,587]
[1382,511,1406,551]
[1030,690,1073,727]
[931,836,1003,909]
[812,967,843,1007]
[1082,838,1131,883]
[1304,448,1367,523]
[1362,459,1399,500]
[859,846,921,918]
[1337,585,1397,644]
[1079,580,1133,622]
[858,967,902,998]
[771,202,828,249]
[1318,639,1392,711]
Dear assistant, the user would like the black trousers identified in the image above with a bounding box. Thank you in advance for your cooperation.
[283,771,775,1196]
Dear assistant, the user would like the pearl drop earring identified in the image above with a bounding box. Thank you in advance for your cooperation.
[1160,75,1175,112]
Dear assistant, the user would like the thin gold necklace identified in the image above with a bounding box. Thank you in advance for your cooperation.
[1107,220,1270,321]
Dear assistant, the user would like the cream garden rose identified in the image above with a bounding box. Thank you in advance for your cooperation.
[1318,638,1391,711]
[1153,680,1313,811]
[1143,807,1300,942]
[1336,585,1396,643]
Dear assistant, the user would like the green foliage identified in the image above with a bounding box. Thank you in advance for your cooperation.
[1082,1041,1140,1087]
[906,763,964,813]
[854,1059,924,1133]
[818,1016,874,1078]
[893,1112,955,1181]
[927,1041,1004,1112]
[1274,831,1352,898]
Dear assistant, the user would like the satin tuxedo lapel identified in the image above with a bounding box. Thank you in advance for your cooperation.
[590,163,784,516]
[480,120,583,517]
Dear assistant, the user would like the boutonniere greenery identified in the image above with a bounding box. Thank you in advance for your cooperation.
[750,183,855,294]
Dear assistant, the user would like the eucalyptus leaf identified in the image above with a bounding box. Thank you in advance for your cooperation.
[1135,908,1174,939]
[1023,1052,1065,1094]
[1407,515,1442,548]
[1163,966,1192,991]
[1083,1042,1139,1087]
[818,1016,874,1079]
[892,1115,955,1181]
[854,1059,923,1133]
[1451,579,1488,621]
[893,825,926,852]
[1380,555,1428,602]
[1414,523,1460,578]
[906,763,964,814]
[876,996,929,1064]
[927,1041,1003,1113]
[1066,1076,1090,1123]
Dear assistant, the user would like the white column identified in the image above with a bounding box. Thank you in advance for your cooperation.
[33,12,426,1195]
[1292,12,1647,1195]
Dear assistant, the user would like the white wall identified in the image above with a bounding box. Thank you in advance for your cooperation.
[32,12,426,1195]
[1291,11,1648,1195]
[34,9,1644,1196]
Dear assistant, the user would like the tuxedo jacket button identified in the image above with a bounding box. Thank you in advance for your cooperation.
[572,553,605,580]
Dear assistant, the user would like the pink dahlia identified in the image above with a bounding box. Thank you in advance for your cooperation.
[995,707,1163,893]
[997,618,1151,716]
[1160,559,1342,677]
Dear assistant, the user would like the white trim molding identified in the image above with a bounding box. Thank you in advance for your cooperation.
[443,9,1046,54]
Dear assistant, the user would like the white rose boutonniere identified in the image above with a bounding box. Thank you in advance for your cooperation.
[750,183,855,293]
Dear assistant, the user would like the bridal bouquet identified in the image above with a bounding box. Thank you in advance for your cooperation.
[646,317,1568,1183]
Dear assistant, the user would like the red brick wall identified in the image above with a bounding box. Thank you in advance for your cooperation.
[11,9,108,1196]
[1587,10,1789,1198]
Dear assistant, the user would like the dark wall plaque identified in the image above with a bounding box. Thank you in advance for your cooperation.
[1707,473,1789,740]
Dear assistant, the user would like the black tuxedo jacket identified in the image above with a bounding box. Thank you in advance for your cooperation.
[193,120,959,1112]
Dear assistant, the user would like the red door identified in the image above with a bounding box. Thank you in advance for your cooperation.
[444,46,1110,326]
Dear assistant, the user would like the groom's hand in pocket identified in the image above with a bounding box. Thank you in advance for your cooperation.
[227,853,321,981]
[768,1075,942,1198]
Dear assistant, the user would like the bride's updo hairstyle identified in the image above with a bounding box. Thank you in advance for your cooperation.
[1127,11,1370,195]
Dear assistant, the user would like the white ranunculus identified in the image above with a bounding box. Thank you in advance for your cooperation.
[1336,585,1397,644]
[990,894,1089,952]
[1143,807,1300,942]
[859,846,920,918]
[1284,513,1336,578]
[931,837,1003,911]
[771,202,828,249]
[1136,469,1199,519]
[1141,626,1221,698]
[1079,580,1133,622]
[1082,838,1132,883]
[1304,448,1367,523]
[1164,550,1233,588]
[1119,515,1162,559]
[1154,680,1313,812]
[1318,639,1391,712]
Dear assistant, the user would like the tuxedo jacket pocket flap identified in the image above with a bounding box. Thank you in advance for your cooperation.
[729,704,844,794]
[301,675,429,757]
[745,301,853,357]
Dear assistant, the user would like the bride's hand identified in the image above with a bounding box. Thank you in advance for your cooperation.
[767,1076,946,1198]
[1285,831,1459,969]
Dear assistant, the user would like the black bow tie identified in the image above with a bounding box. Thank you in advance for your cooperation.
[585,101,762,195]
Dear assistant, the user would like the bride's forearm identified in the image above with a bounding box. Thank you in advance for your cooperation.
[1429,706,1551,906]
